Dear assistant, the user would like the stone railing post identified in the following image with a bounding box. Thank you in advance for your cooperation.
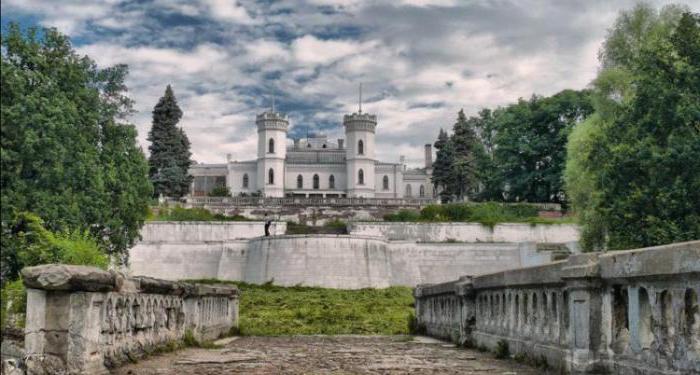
[561,253,602,373]
[22,265,116,374]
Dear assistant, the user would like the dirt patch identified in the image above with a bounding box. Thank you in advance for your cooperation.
[114,335,540,374]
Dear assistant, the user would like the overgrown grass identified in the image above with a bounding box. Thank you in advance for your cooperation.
[285,220,348,235]
[188,280,415,336]
[384,202,576,226]
[148,206,250,222]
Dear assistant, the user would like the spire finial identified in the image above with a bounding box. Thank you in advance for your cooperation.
[358,83,363,114]
[271,94,275,113]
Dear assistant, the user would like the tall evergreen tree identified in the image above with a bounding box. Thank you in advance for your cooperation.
[147,85,193,197]
[450,110,487,201]
[431,128,455,202]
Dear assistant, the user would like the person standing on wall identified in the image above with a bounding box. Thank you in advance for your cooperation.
[264,213,272,237]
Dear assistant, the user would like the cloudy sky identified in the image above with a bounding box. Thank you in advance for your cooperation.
[3,0,697,166]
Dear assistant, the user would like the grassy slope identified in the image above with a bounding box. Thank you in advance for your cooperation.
[189,280,415,336]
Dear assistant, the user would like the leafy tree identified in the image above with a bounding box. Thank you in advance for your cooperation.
[565,5,699,250]
[455,90,592,204]
[147,85,193,197]
[1,24,151,277]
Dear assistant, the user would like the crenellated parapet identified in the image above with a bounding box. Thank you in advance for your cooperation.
[21,264,239,374]
[414,241,700,374]
[256,111,289,132]
[343,112,377,133]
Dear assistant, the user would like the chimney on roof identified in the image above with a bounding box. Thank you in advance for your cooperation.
[338,139,344,149]
[424,144,433,169]
[293,138,300,149]
[226,153,232,163]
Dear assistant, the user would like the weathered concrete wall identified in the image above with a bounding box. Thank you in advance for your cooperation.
[140,221,286,242]
[349,222,580,245]
[130,232,555,288]
[129,241,249,281]
[21,264,239,374]
[414,241,700,375]
[245,235,393,289]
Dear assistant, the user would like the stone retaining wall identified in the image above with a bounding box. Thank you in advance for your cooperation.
[413,241,700,374]
[21,264,239,374]
[140,221,286,242]
[348,222,580,247]
[130,234,554,288]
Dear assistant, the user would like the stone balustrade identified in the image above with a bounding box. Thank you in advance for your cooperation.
[21,264,239,374]
[414,241,700,374]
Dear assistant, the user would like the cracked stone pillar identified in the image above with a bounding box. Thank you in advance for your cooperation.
[22,264,116,374]
[561,253,603,374]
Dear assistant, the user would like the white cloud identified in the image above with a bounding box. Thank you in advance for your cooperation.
[203,0,257,24]
[292,35,374,65]
[5,0,697,166]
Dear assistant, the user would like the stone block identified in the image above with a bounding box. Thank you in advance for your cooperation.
[22,264,115,292]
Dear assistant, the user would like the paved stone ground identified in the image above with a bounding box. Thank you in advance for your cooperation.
[115,335,540,375]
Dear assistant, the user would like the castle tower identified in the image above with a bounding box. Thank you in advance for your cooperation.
[256,111,288,197]
[344,112,377,197]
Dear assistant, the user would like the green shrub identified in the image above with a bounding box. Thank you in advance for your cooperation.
[1,279,26,329]
[407,312,426,335]
[208,186,231,197]
[51,230,109,269]
[150,206,248,221]
[384,209,421,222]
[384,202,572,225]
[494,339,510,359]
[324,219,347,230]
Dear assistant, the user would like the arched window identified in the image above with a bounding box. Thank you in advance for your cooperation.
[383,175,389,190]
[329,175,335,189]
[405,184,412,197]
[358,169,364,185]
[268,168,274,185]
[297,174,303,189]
[313,174,320,189]
[268,138,275,153]
[419,185,425,197]
[358,140,364,155]
[242,174,249,188]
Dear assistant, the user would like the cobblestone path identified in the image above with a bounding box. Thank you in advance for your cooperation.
[115,335,540,375]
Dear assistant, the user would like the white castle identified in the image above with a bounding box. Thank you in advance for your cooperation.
[189,109,434,198]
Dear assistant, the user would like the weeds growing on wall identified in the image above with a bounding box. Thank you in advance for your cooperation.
[285,220,348,235]
[187,280,415,336]
[148,206,250,222]
[383,202,576,226]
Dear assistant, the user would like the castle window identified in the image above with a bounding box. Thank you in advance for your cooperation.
[313,174,320,189]
[329,175,335,189]
[383,175,389,190]
[268,168,274,185]
[297,174,303,189]
[358,140,364,155]
[358,169,364,185]
[242,174,249,188]
[419,185,425,197]
[268,138,275,153]
[405,184,412,197]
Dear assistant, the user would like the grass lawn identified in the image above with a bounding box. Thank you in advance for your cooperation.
[188,280,415,336]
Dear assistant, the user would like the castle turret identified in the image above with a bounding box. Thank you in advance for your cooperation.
[256,111,288,197]
[344,112,377,197]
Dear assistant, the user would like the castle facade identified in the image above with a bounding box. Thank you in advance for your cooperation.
[189,110,433,198]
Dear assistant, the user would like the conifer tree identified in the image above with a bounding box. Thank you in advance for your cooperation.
[431,128,455,202]
[450,110,487,201]
[147,85,193,197]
